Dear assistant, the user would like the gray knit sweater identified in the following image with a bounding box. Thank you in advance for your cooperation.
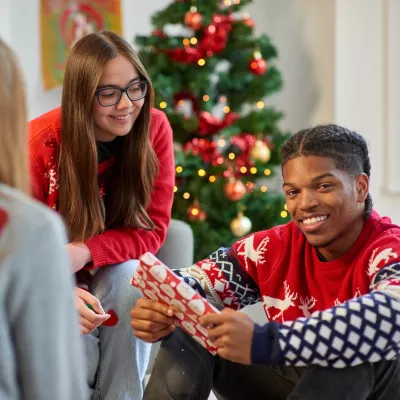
[0,184,88,399]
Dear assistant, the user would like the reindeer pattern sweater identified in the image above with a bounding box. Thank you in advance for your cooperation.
[28,107,175,268]
[176,211,400,368]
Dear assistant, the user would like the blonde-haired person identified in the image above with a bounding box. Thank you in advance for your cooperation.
[28,31,175,399]
[0,40,87,399]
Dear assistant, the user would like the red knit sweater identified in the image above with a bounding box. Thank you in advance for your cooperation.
[176,211,400,367]
[28,107,175,268]
[187,211,400,320]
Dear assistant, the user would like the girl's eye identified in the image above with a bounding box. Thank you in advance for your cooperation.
[100,90,118,97]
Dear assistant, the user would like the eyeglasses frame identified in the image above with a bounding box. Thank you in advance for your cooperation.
[94,80,148,107]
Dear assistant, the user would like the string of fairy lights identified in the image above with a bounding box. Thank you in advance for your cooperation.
[158,59,267,111]
[174,163,288,219]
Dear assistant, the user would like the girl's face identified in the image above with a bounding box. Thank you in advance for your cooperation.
[92,55,145,142]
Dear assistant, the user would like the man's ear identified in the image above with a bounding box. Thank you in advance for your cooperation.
[356,173,369,202]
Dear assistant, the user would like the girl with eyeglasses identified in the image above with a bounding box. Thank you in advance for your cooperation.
[0,40,87,399]
[28,31,175,400]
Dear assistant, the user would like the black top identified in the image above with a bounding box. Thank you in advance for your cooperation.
[96,138,120,164]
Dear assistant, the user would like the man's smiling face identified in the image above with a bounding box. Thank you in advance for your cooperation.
[282,155,369,260]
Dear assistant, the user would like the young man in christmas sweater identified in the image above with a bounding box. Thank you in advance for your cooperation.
[131,125,400,399]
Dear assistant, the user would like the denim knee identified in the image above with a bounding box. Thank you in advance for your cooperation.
[90,260,142,322]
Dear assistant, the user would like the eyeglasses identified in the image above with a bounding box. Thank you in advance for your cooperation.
[95,81,148,107]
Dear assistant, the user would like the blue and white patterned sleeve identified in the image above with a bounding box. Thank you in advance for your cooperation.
[251,262,400,367]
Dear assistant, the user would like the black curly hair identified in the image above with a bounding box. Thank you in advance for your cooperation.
[280,124,373,219]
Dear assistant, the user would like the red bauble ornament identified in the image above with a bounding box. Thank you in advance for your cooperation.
[243,16,255,29]
[224,178,246,201]
[249,56,267,76]
[187,201,207,222]
[184,9,202,30]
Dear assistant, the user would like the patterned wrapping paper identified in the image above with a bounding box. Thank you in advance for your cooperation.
[131,252,220,354]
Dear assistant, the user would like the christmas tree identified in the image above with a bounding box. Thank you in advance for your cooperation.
[136,0,290,260]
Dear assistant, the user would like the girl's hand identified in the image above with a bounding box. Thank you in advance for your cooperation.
[67,242,92,274]
[75,288,110,335]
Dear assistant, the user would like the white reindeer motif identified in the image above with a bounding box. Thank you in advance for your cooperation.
[367,248,398,277]
[236,234,269,271]
[47,168,59,194]
[334,288,362,307]
[263,281,298,322]
[298,296,316,317]
[334,298,342,306]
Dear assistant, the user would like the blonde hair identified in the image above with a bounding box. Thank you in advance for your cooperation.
[59,31,157,242]
[0,40,29,194]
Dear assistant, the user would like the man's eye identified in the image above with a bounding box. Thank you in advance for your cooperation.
[318,184,332,189]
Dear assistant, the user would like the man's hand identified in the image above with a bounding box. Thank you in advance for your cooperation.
[200,308,255,365]
[75,288,110,335]
[67,242,92,274]
[130,298,176,343]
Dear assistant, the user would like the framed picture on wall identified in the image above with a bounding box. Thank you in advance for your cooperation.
[40,0,122,90]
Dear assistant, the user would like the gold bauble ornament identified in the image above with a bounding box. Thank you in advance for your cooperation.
[250,140,271,163]
[230,212,252,237]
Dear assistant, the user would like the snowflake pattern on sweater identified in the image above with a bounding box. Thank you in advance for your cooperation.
[176,211,400,368]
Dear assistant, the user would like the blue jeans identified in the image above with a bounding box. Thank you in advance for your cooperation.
[144,328,400,400]
[84,260,152,400]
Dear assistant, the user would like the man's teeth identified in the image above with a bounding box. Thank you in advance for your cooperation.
[113,115,129,120]
[302,216,327,225]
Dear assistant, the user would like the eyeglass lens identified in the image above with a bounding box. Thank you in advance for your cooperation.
[97,81,147,106]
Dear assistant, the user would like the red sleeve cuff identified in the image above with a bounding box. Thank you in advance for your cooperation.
[85,235,110,269]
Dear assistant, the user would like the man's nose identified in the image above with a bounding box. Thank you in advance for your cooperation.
[299,191,319,210]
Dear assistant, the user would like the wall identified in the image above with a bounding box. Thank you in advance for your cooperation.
[335,0,400,223]
[0,0,11,43]
[247,0,335,132]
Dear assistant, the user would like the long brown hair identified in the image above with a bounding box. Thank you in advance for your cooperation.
[59,31,158,242]
[0,40,29,194]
